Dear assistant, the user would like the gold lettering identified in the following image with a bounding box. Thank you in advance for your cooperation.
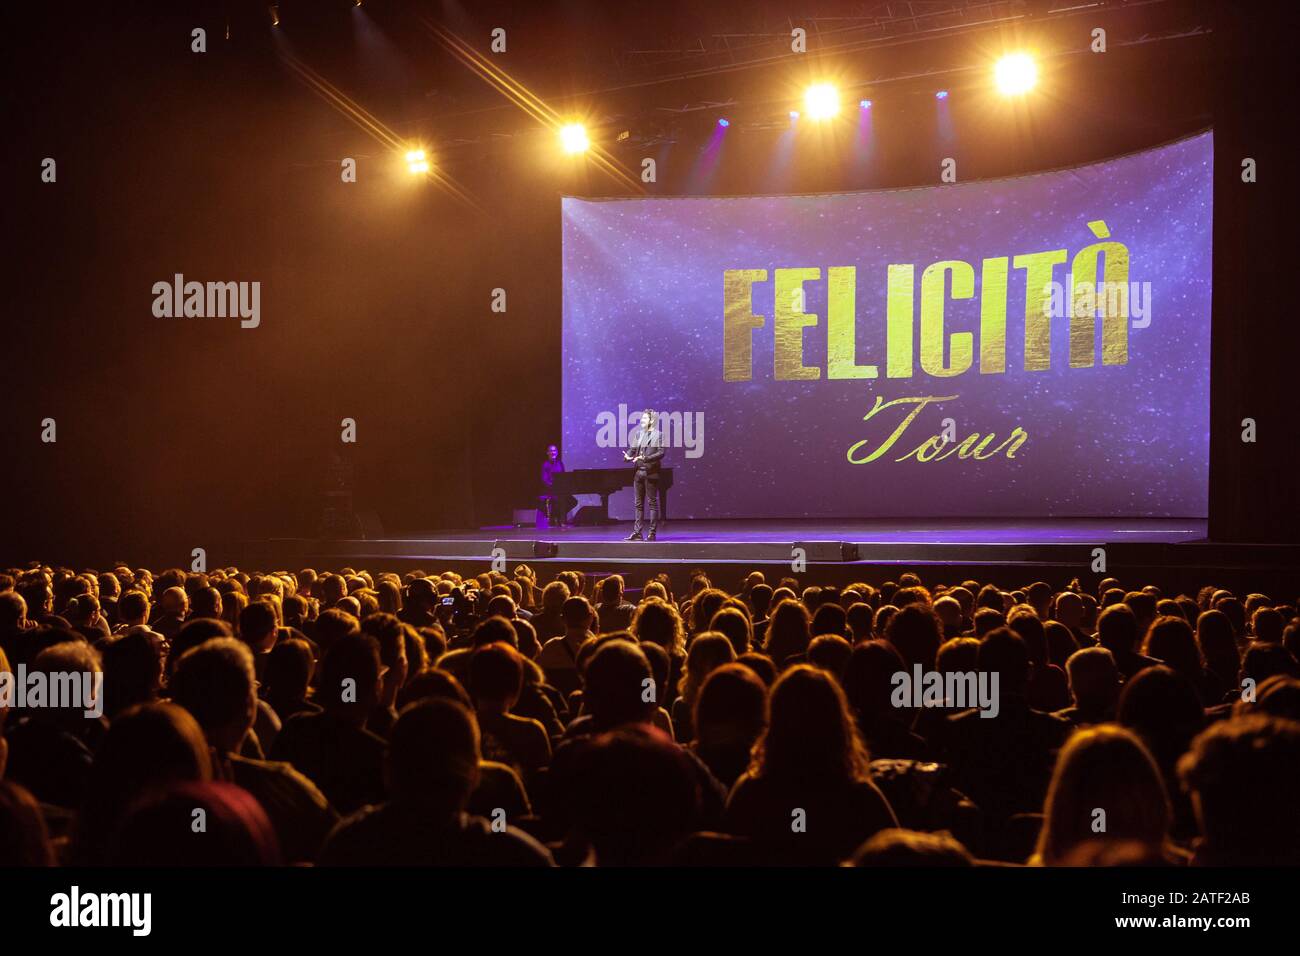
[847,394,958,463]
[979,257,1009,374]
[722,269,768,382]
[920,260,974,377]
[1013,249,1068,371]
[1071,221,1130,367]
[828,266,876,379]
[885,264,915,378]
[774,267,820,381]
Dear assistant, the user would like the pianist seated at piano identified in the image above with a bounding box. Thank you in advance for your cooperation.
[538,443,571,529]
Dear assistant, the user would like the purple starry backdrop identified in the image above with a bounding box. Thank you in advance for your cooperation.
[562,131,1212,519]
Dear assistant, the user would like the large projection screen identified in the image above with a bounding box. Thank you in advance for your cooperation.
[562,131,1212,520]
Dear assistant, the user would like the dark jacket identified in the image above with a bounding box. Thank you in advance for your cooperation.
[630,427,665,476]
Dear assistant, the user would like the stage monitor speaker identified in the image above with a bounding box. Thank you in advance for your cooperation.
[792,541,859,562]
[494,540,558,559]
[512,509,538,527]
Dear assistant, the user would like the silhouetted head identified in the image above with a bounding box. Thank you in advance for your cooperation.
[1252,607,1285,644]
[764,599,812,667]
[677,632,735,707]
[570,726,701,866]
[843,639,907,720]
[598,574,624,605]
[562,596,594,633]
[752,664,869,783]
[1117,665,1205,771]
[693,663,767,750]
[632,599,685,657]
[1178,715,1300,865]
[1097,603,1139,654]
[811,602,848,639]
[1065,646,1120,711]
[582,639,655,729]
[978,627,1030,698]
[1142,615,1201,684]
[169,638,257,753]
[264,637,314,705]
[846,829,973,867]
[471,615,517,649]
[109,781,281,866]
[808,633,853,678]
[1036,725,1170,865]
[101,629,165,718]
[469,641,525,712]
[387,698,480,812]
[317,632,383,722]
[167,618,233,680]
[74,701,211,864]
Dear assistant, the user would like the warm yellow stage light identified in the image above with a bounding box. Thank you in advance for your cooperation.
[995,53,1038,95]
[559,123,590,154]
[405,149,429,174]
[804,83,840,120]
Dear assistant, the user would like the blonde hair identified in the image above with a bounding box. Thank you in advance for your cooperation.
[1034,725,1170,865]
[632,598,686,658]
[677,632,736,708]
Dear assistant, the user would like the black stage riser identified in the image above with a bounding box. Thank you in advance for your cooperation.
[240,538,1300,597]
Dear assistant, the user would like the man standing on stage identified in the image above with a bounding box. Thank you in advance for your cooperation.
[624,408,664,541]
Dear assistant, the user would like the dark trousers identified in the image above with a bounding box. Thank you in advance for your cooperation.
[540,494,572,527]
[540,495,559,528]
[633,470,660,534]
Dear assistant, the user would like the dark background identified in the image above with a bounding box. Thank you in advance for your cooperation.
[4,0,1296,568]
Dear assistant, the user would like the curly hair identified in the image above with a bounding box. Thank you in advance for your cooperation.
[631,597,685,658]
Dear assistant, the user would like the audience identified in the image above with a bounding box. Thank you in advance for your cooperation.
[318,698,553,866]
[725,665,898,865]
[0,561,1295,867]
[168,638,337,862]
[1032,725,1179,865]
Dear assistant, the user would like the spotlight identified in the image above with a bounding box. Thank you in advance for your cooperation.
[860,99,872,109]
[935,90,949,100]
[717,118,730,128]
[804,83,840,120]
[559,123,589,154]
[405,149,429,174]
[788,110,800,121]
[995,53,1038,95]
[268,3,279,27]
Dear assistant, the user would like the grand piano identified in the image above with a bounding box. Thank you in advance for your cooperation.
[550,467,673,525]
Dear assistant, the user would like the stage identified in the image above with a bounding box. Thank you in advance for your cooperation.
[241,517,1299,593]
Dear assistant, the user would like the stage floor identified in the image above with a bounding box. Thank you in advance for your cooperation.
[473,517,1208,546]
[242,516,1300,591]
